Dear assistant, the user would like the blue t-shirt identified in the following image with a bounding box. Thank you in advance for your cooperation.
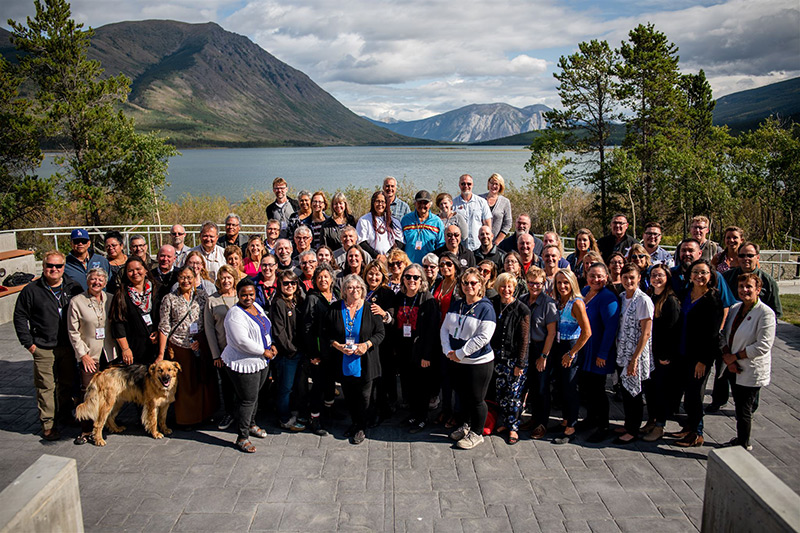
[341,302,364,377]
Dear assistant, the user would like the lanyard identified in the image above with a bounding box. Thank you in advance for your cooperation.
[399,293,419,324]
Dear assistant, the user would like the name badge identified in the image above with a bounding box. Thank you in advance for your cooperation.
[403,324,412,337]
[95,327,105,340]
[415,241,422,251]
[345,336,357,351]
[281,220,288,229]
[189,323,199,335]
[142,314,153,326]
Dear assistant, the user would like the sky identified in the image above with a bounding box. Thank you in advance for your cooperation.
[2,0,798,121]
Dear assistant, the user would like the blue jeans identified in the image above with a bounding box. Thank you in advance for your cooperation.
[275,355,301,423]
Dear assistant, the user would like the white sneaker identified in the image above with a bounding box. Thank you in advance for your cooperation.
[456,431,484,450]
[449,423,470,441]
[428,396,441,410]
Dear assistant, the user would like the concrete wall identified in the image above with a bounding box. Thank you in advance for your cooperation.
[702,447,800,532]
[0,233,17,254]
[0,454,84,533]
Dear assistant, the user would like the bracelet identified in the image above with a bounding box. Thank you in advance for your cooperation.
[540,353,548,360]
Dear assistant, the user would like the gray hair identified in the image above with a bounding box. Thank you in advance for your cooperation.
[201,221,219,234]
[402,263,429,293]
[298,249,316,261]
[298,190,311,199]
[130,234,146,245]
[342,273,367,299]
[340,225,357,238]
[86,267,108,282]
[422,252,439,266]
[275,238,292,249]
[294,225,312,238]
[225,213,241,225]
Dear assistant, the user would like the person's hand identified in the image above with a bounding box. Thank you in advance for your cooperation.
[421,359,431,368]
[446,350,459,362]
[370,303,385,317]
[513,365,523,377]
[722,352,736,366]
[122,348,134,365]
[354,343,368,356]
[536,356,546,372]
[81,354,97,373]
[727,362,741,374]
[694,362,707,379]
[149,332,158,344]
[264,346,277,359]
[561,352,573,368]
[659,359,670,365]
[27,344,37,355]
[213,358,223,368]
[626,358,638,377]
[190,340,200,351]
[310,357,321,366]
[595,357,606,368]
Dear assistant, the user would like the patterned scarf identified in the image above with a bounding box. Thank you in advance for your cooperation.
[616,288,653,396]
[128,281,153,314]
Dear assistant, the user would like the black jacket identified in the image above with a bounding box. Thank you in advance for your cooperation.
[386,290,440,365]
[322,215,357,250]
[266,197,301,238]
[14,276,83,350]
[651,293,681,363]
[109,284,163,365]
[434,242,476,268]
[323,301,386,382]
[680,289,723,367]
[271,296,303,359]
[489,295,531,368]
[473,245,506,270]
[597,233,637,264]
[301,290,337,359]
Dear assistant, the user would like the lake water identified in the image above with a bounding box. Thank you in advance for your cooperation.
[124,145,533,202]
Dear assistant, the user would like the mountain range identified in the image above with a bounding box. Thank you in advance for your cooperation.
[0,21,414,147]
[712,77,800,132]
[365,103,550,142]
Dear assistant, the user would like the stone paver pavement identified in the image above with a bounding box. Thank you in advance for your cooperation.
[1,321,798,532]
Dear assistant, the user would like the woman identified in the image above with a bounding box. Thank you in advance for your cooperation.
[157,266,217,427]
[110,256,162,366]
[323,192,357,250]
[224,245,246,284]
[577,262,620,443]
[204,265,239,431]
[432,251,461,426]
[480,173,512,244]
[422,253,440,287]
[271,269,307,432]
[323,274,386,445]
[254,254,279,309]
[502,251,528,300]
[221,278,276,453]
[335,244,367,294]
[567,229,599,276]
[673,259,724,447]
[550,269,592,444]
[489,273,530,445]
[363,260,398,422]
[242,235,265,278]
[316,245,337,271]
[357,191,402,258]
[720,273,776,451]
[301,191,329,250]
[296,190,313,221]
[712,226,744,273]
[67,267,117,444]
[627,244,652,289]
[388,264,440,433]
[523,267,558,440]
[607,252,626,294]
[478,260,498,299]
[104,230,127,292]
[614,264,654,445]
[182,251,217,294]
[299,264,339,435]
[642,264,681,442]
[440,267,497,449]
[436,192,468,239]
[578,251,604,288]
[386,248,411,293]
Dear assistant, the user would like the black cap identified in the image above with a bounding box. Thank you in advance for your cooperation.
[414,190,432,203]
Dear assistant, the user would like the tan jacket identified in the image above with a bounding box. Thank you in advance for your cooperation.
[67,291,118,363]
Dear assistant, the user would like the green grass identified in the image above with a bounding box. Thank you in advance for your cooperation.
[781,294,800,327]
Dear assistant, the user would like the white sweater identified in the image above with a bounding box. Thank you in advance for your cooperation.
[221,304,271,373]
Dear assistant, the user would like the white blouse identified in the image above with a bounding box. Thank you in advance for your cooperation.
[356,213,403,255]
[220,303,271,374]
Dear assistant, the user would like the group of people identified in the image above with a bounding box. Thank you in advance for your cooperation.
[13,174,781,454]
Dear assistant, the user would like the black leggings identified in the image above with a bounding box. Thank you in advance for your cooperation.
[580,371,609,429]
[621,387,644,434]
[449,360,493,431]
[730,376,760,447]
[342,376,374,431]
[226,366,269,440]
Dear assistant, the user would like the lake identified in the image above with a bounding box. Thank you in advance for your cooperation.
[52,145,533,202]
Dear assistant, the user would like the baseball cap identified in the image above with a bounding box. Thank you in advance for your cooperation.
[71,228,90,241]
[414,190,432,203]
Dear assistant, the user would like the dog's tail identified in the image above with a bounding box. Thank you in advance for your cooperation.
[75,377,101,421]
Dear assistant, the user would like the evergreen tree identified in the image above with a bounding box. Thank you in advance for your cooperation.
[525,131,572,233]
[545,39,622,224]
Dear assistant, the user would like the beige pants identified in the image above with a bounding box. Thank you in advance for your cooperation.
[32,345,75,430]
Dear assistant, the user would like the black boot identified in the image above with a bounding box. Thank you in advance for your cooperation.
[309,416,329,437]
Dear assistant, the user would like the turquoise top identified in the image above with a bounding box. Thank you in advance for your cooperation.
[557,298,581,341]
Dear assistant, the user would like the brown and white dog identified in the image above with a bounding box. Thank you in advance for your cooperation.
[75,360,181,446]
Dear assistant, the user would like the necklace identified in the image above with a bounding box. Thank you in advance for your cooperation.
[498,299,514,320]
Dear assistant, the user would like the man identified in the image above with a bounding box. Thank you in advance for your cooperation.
[597,214,637,263]
[434,224,476,268]
[473,225,506,270]
[266,177,300,239]
[264,219,281,255]
[190,222,224,281]
[170,224,190,267]
[722,242,782,318]
[452,174,492,250]
[129,234,152,267]
[498,214,543,255]
[64,228,110,291]
[670,239,736,306]
[383,176,411,220]
[674,215,722,264]
[151,244,178,289]
[517,233,544,274]
[293,225,313,257]
[274,239,296,270]
[641,222,674,268]
[222,213,248,252]
[334,226,372,268]
[401,190,445,264]
[14,251,83,441]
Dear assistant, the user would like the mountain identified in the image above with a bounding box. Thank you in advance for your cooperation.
[713,77,800,132]
[0,22,417,147]
[366,103,550,143]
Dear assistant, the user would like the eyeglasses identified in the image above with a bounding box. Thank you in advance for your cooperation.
[296,236,311,241]
[611,221,627,226]
[72,239,89,245]
[440,261,455,267]
[445,233,460,238]
[261,263,277,269]
[45,262,65,269]
[177,276,194,282]
[131,244,147,249]
[301,260,317,266]
[281,280,298,286]
[632,254,648,259]
[389,261,404,268]
[423,264,438,269]
[461,280,480,287]
[527,281,544,287]
[738,253,756,259]
[225,223,240,227]
[479,269,493,275]
[170,231,185,236]
[691,270,711,276]
[644,231,661,237]
[692,225,708,231]
[460,182,473,187]
[403,274,421,281]
[266,227,280,233]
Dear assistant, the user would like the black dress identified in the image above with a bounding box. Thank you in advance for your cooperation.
[110,283,163,365]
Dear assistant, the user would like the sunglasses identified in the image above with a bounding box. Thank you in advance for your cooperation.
[633,254,648,259]
[281,280,298,286]
[389,261,404,267]
[445,233,460,238]
[738,253,756,259]
[479,269,493,275]
[45,262,65,269]
[72,239,89,245]
[403,274,421,281]
[440,261,455,267]
[170,232,185,236]
[461,280,480,287]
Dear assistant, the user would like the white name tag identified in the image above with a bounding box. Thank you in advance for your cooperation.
[189,323,199,335]
[415,241,422,250]
[142,314,153,326]
[95,327,105,340]
[403,324,412,337]
[345,336,357,351]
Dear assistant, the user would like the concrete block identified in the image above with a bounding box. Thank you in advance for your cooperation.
[0,291,21,326]
[0,454,84,533]
[0,233,17,254]
[702,447,800,532]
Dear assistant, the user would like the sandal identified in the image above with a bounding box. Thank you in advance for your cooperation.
[507,431,519,445]
[236,439,256,453]
[249,425,267,438]
[73,433,93,445]
[444,416,458,429]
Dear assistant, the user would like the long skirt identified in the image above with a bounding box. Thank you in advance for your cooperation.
[169,338,219,425]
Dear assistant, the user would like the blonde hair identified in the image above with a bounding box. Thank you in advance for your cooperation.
[43,250,66,264]
[488,173,505,194]
[554,269,582,301]
[459,267,486,299]
[494,272,518,291]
